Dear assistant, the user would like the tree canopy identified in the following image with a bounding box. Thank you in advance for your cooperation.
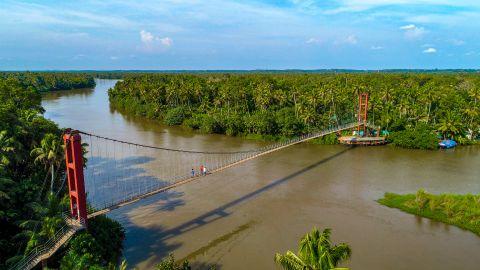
[0,74,122,270]
[109,73,480,145]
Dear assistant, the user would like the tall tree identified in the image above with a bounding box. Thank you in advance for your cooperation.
[30,133,64,193]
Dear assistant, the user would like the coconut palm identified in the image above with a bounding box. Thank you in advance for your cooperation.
[274,228,351,270]
[0,130,15,168]
[17,193,67,253]
[437,111,463,139]
[30,133,64,193]
[0,177,14,208]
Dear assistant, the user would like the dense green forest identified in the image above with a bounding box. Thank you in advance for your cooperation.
[108,73,480,147]
[0,72,95,92]
[0,75,123,269]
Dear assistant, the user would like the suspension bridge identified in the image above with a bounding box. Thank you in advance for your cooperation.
[11,94,381,270]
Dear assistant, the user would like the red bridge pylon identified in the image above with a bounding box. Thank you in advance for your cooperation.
[357,92,369,134]
[63,129,88,226]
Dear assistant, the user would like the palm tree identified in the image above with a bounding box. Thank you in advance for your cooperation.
[0,130,15,168]
[274,228,351,270]
[0,177,14,206]
[30,133,64,193]
[18,193,67,253]
[437,111,462,139]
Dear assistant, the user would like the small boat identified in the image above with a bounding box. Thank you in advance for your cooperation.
[439,139,457,149]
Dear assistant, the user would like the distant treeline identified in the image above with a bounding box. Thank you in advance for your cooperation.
[0,72,95,92]
[3,69,480,80]
[108,73,480,146]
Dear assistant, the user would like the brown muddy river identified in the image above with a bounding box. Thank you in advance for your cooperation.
[42,79,480,269]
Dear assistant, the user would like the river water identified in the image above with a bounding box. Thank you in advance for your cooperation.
[42,79,480,269]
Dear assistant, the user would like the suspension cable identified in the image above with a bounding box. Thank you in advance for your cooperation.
[77,130,265,154]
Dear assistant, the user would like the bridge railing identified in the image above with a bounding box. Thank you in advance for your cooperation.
[10,213,86,270]
[84,119,368,215]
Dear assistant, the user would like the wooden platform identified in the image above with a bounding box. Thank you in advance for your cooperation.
[339,136,387,146]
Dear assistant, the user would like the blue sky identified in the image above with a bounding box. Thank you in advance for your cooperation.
[0,0,479,70]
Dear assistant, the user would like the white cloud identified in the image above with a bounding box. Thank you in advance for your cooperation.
[139,30,173,52]
[423,47,437,53]
[316,1,480,15]
[450,39,465,46]
[306,37,321,44]
[140,30,154,43]
[400,24,425,39]
[158,37,173,47]
[345,35,358,44]
[334,34,358,46]
[72,54,85,60]
[400,24,415,30]
[407,12,480,27]
[371,45,383,50]
[110,56,119,60]
[0,2,136,28]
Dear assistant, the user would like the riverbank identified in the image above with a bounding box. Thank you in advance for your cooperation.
[42,79,480,270]
[108,73,480,149]
[378,190,480,236]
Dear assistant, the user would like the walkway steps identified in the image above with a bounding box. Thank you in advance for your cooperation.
[10,216,85,270]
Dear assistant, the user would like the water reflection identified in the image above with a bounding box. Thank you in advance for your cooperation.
[42,88,94,100]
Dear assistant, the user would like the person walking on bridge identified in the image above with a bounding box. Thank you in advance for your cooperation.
[191,168,195,177]
[200,165,204,176]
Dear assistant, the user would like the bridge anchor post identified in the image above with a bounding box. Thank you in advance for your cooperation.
[63,129,88,226]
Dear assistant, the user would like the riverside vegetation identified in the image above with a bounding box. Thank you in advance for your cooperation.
[108,73,480,149]
[378,190,480,236]
[0,72,95,92]
[0,75,124,270]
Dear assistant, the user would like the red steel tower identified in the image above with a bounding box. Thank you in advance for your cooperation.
[63,129,88,226]
[357,92,369,134]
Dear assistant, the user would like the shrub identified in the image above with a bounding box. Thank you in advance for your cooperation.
[312,133,339,145]
[389,123,438,150]
[275,108,304,137]
[244,111,277,135]
[183,114,203,130]
[164,106,188,126]
[60,215,125,269]
[199,114,216,133]
[156,254,190,270]
[220,112,245,136]
[415,189,429,209]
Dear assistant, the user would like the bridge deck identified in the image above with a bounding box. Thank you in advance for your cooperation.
[89,121,372,218]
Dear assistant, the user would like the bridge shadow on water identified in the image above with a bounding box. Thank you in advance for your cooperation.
[118,146,353,269]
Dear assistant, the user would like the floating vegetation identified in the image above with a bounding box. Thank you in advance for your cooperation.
[378,189,480,236]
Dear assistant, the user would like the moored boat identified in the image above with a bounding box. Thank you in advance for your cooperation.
[439,139,457,149]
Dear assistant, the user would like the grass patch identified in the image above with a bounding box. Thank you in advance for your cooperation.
[378,190,480,236]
